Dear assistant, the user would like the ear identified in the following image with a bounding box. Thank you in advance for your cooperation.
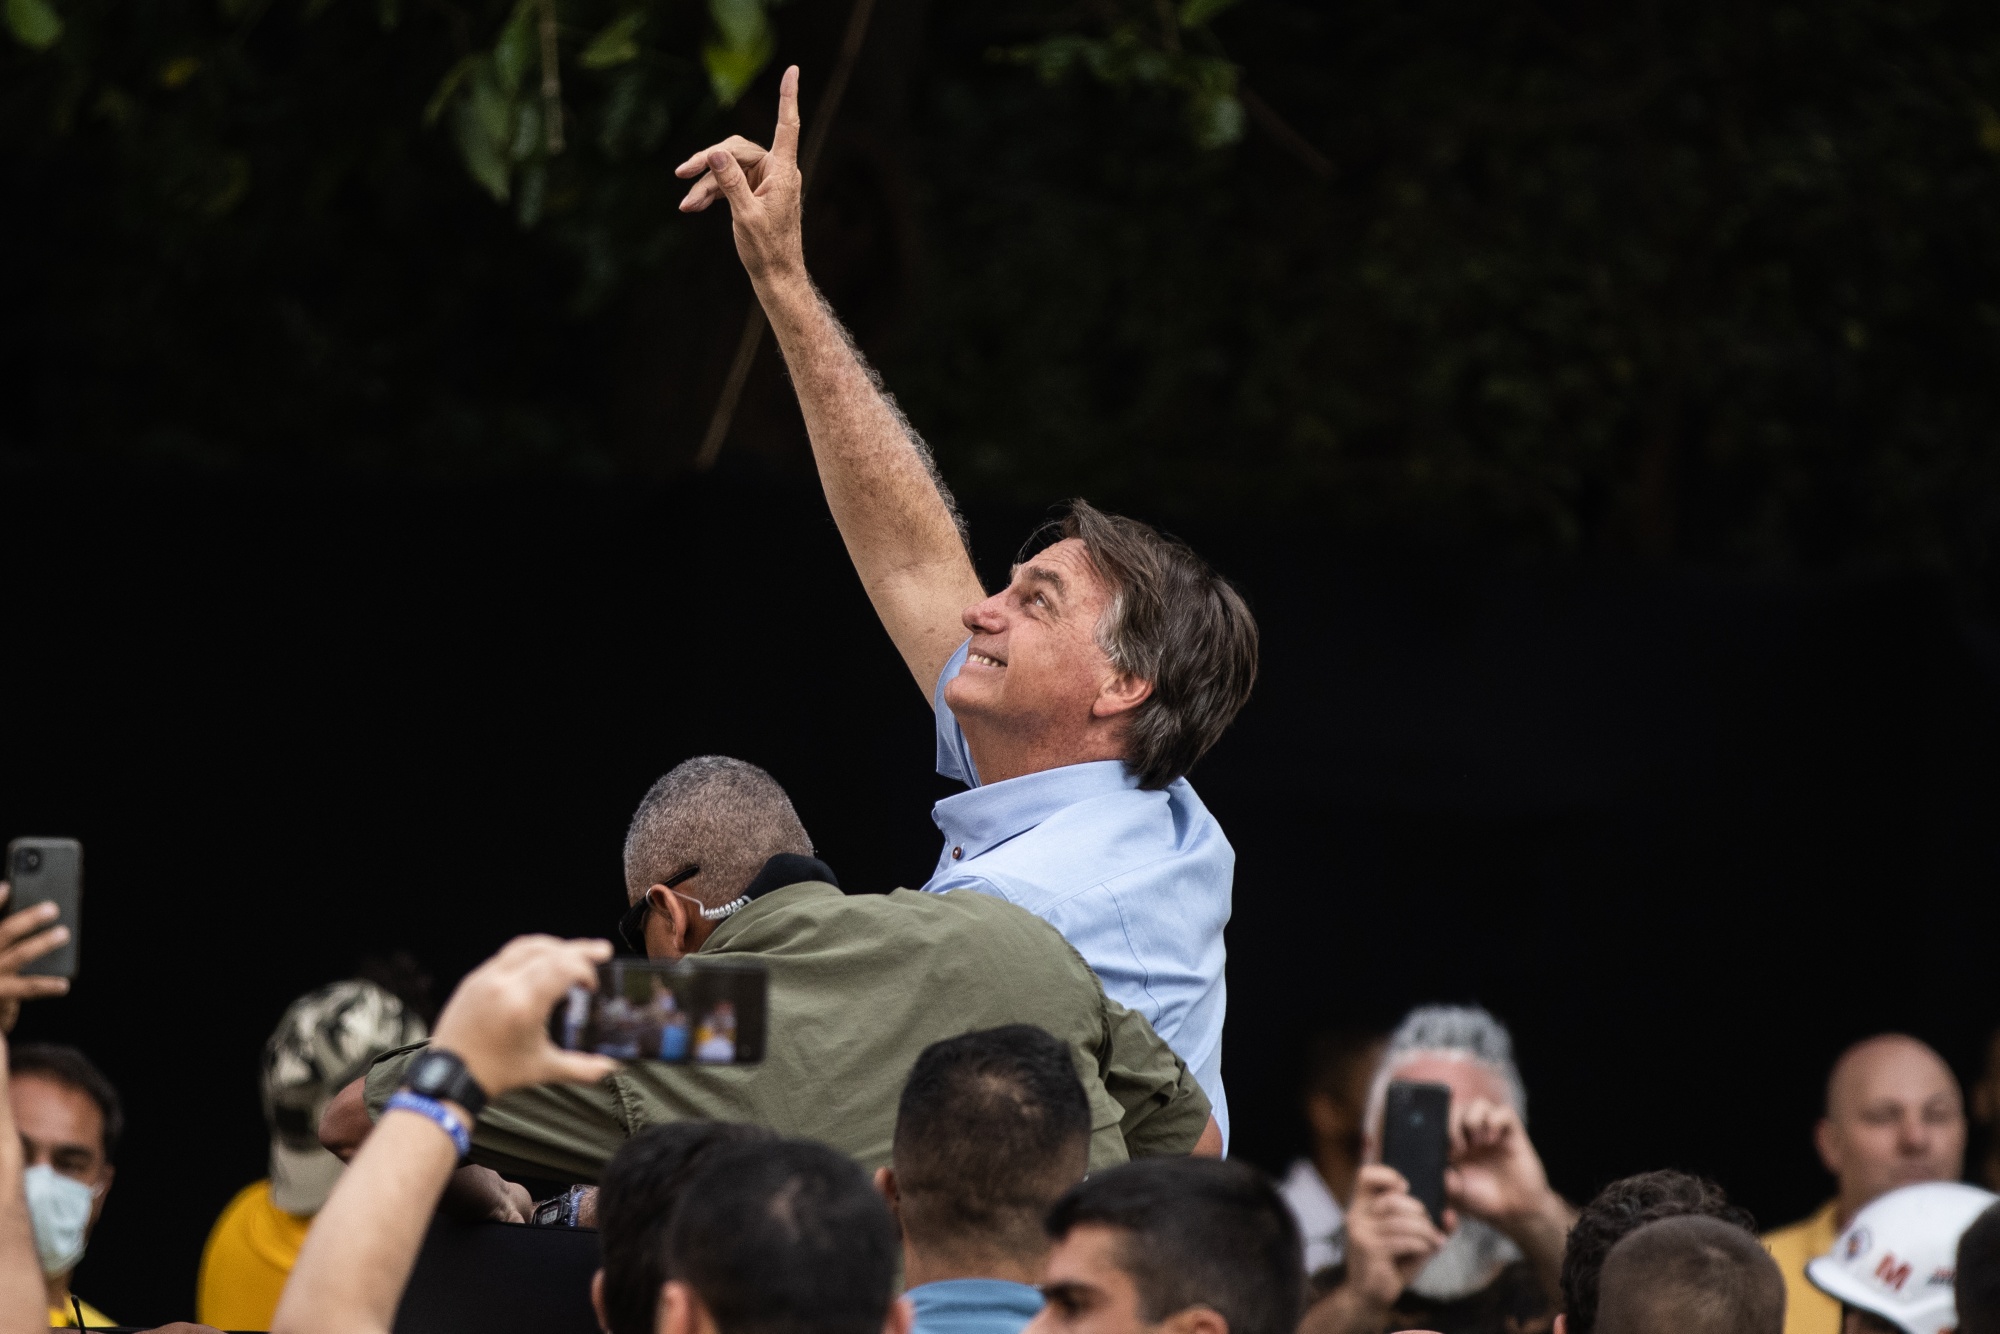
[1090,669,1153,721]
[591,1270,610,1334]
[874,1166,902,1225]
[1160,1306,1228,1334]
[1814,1117,1840,1176]
[645,885,695,961]
[658,1280,715,1334]
[1553,1314,1568,1334]
[883,1295,915,1334]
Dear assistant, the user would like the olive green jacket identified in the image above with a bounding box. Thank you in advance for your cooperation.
[366,882,1210,1179]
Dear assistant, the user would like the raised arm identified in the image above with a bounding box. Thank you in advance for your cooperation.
[273,937,617,1334]
[678,67,986,697]
[0,1035,50,1334]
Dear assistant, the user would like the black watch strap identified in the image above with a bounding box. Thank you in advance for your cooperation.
[400,1047,488,1119]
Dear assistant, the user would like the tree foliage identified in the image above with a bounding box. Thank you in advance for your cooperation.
[4,0,1999,594]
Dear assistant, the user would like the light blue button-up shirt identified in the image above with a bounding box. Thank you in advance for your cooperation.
[921,641,1233,1145]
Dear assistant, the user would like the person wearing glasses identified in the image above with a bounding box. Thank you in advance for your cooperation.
[322,755,1219,1214]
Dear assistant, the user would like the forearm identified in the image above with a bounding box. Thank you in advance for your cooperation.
[1499,1193,1576,1305]
[0,1134,45,1334]
[752,272,983,690]
[273,1110,460,1334]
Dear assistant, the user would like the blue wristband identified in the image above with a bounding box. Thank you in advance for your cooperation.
[386,1090,472,1160]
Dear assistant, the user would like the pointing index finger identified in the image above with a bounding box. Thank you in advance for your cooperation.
[771,65,801,166]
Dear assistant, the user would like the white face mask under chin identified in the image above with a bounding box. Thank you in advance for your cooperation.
[24,1163,99,1278]
[1407,1216,1523,1302]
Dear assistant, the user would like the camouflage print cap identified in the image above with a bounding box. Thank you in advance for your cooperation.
[262,979,428,1214]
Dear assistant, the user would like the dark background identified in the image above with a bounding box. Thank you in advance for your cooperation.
[4,476,1998,1323]
[6,0,2000,1321]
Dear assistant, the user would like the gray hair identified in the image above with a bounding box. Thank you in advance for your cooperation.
[622,756,813,911]
[1365,1004,1529,1130]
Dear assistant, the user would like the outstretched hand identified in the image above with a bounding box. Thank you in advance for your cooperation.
[0,882,71,1033]
[428,935,620,1100]
[675,65,805,284]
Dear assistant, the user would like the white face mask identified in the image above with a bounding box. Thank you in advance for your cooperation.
[1407,1215,1523,1302]
[23,1163,98,1277]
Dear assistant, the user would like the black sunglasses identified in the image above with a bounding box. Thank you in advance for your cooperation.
[617,863,701,953]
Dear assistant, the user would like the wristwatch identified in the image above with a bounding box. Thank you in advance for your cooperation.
[399,1048,489,1119]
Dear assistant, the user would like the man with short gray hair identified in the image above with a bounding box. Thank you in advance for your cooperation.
[326,755,1217,1193]
[676,73,1257,1148]
[1303,1004,1575,1334]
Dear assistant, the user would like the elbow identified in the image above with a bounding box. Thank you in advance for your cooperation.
[1190,1115,1223,1158]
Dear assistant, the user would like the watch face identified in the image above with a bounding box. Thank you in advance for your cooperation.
[410,1051,455,1091]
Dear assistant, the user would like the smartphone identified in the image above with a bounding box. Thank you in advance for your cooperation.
[4,838,81,979]
[1381,1080,1451,1226]
[550,959,766,1064]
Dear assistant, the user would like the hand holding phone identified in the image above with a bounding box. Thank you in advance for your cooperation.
[1380,1080,1451,1227]
[4,838,81,980]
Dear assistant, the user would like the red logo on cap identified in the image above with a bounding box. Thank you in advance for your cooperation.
[1875,1254,1912,1292]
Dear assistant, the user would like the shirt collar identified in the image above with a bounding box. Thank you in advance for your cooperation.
[904,1278,1045,1316]
[931,760,1139,861]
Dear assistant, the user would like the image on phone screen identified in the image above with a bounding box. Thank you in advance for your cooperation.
[551,959,766,1064]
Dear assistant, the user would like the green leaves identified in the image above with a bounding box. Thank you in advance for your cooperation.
[702,0,772,105]
[1002,26,1247,150]
[579,10,643,69]
[4,0,63,51]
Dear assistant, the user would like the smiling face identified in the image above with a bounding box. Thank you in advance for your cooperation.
[943,539,1150,782]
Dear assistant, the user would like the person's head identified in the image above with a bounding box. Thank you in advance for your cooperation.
[878,1025,1091,1281]
[1556,1170,1757,1334]
[591,1122,779,1334]
[1592,1216,1783,1334]
[263,978,427,1215]
[1807,1181,1999,1334]
[1028,1157,1302,1334]
[947,502,1258,789]
[1359,1004,1530,1303]
[9,1043,121,1282]
[1816,1035,1965,1218]
[1300,1027,1387,1199]
[1957,1201,2000,1334]
[661,1138,906,1334]
[622,756,814,959]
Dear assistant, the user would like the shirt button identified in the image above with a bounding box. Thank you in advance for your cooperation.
[951,846,963,860]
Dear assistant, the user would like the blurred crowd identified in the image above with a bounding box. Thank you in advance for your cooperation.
[6,57,1998,1334]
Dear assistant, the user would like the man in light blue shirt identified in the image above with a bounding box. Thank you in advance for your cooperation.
[676,76,1259,1150]
[877,1027,1093,1334]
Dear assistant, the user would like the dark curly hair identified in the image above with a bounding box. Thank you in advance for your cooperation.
[1560,1170,1755,1334]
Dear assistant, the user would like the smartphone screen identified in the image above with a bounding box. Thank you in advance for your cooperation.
[1381,1080,1451,1226]
[5,838,81,980]
[550,959,766,1064]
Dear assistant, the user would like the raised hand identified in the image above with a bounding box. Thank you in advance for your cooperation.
[1443,1095,1553,1226]
[674,65,805,284]
[428,935,620,1100]
[0,881,72,1032]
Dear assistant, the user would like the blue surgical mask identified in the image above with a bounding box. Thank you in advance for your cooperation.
[23,1164,97,1277]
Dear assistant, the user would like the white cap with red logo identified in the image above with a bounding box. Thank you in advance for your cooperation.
[1806,1181,1999,1334]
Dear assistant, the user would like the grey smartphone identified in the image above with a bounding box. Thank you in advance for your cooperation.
[549,959,767,1064]
[5,837,82,979]
[1381,1079,1450,1226]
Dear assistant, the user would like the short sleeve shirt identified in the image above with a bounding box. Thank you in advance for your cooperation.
[922,640,1234,1143]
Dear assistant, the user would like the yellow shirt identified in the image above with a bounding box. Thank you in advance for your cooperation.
[48,1296,114,1328]
[1764,1199,1842,1334]
[196,1180,315,1332]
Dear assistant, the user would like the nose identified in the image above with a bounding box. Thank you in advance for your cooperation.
[962,591,1007,634]
[1897,1112,1930,1153]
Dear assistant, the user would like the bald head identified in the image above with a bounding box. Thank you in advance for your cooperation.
[1817,1035,1965,1221]
[1595,1216,1784,1334]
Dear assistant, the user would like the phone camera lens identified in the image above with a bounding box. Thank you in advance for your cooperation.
[15,849,40,874]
